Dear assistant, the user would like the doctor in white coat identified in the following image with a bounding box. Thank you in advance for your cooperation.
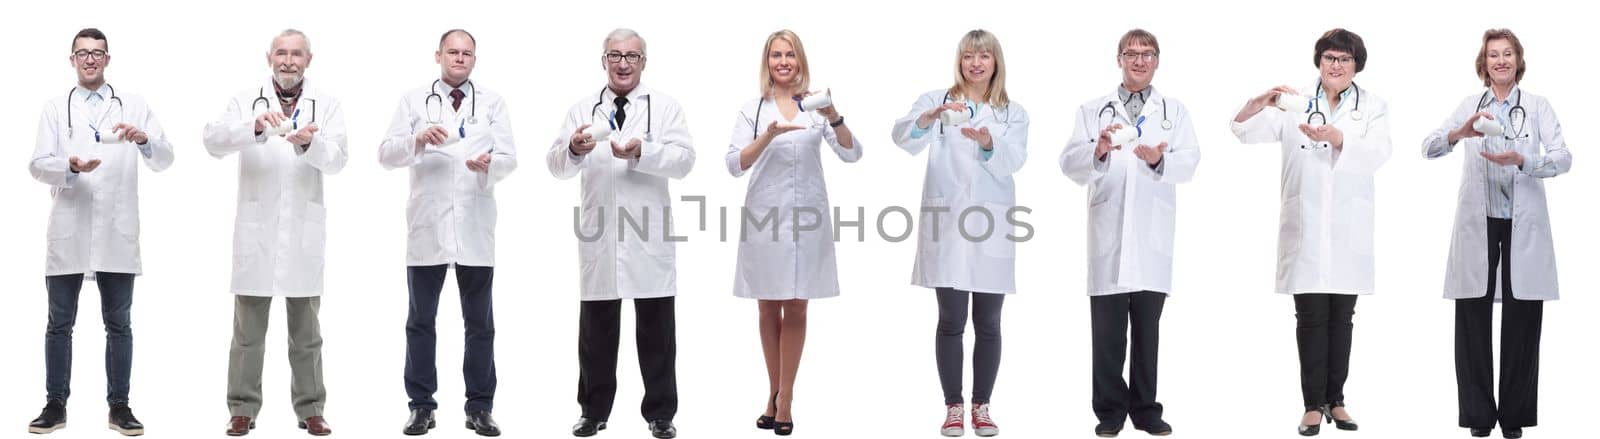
[378,29,515,438]
[1421,29,1569,439]
[1061,29,1195,438]
[890,29,1026,439]
[549,28,692,439]
[1229,28,1390,437]
[202,29,347,437]
[27,28,171,437]
[726,29,859,436]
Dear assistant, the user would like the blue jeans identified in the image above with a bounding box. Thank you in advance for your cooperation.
[45,272,135,405]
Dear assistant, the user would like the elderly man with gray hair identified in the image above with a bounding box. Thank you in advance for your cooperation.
[547,28,694,439]
[202,28,348,437]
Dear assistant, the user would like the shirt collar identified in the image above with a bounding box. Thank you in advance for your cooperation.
[74,83,112,101]
[1117,85,1151,105]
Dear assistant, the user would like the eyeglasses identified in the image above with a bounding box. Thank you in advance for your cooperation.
[605,52,644,64]
[73,50,108,61]
[1120,51,1157,62]
[1320,54,1355,66]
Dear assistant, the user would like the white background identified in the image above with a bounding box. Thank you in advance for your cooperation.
[1,0,1593,438]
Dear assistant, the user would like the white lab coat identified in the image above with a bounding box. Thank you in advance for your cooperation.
[725,97,862,300]
[202,80,348,297]
[1061,88,1200,296]
[378,81,517,267]
[30,86,176,277]
[890,89,1029,295]
[1230,84,1392,295]
[548,86,695,301]
[1422,87,1569,301]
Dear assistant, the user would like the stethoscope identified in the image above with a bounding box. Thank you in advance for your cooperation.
[1095,91,1170,137]
[65,84,124,141]
[591,87,652,141]
[937,91,1014,135]
[1298,81,1362,150]
[1476,88,1528,141]
[425,79,478,125]
[746,96,826,140]
[252,86,317,130]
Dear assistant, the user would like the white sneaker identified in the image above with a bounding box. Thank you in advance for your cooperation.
[972,403,999,437]
[941,404,965,437]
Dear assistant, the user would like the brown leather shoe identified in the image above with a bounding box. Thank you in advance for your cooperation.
[298,416,332,436]
[226,416,255,436]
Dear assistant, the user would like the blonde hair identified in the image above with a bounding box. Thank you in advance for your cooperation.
[758,29,809,98]
[948,29,1009,108]
[1476,28,1526,87]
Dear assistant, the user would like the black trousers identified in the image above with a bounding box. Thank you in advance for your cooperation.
[578,296,678,422]
[1456,217,1543,429]
[1090,291,1166,426]
[405,264,497,413]
[1294,293,1357,411]
[935,288,1004,405]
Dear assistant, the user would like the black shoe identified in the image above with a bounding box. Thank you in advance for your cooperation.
[774,420,794,436]
[464,411,500,437]
[571,417,606,437]
[1503,427,1523,439]
[1324,402,1358,431]
[402,408,435,436]
[1471,427,1493,437]
[756,392,778,430]
[1096,421,1124,437]
[108,404,144,436]
[1135,418,1172,436]
[648,419,676,439]
[1298,409,1322,436]
[28,400,68,434]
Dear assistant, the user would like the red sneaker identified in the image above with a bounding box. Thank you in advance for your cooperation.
[941,404,965,437]
[972,403,999,437]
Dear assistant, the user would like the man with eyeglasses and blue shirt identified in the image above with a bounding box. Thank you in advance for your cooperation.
[28,27,175,437]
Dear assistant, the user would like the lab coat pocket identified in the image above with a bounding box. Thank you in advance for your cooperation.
[476,194,498,238]
[977,202,1016,260]
[114,197,140,240]
[1151,200,1177,258]
[232,202,262,273]
[301,202,328,267]
[46,209,75,242]
[1343,198,1375,257]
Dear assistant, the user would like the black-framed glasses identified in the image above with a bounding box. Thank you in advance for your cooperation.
[1320,54,1354,66]
[73,50,107,61]
[1119,51,1157,62]
[604,52,644,64]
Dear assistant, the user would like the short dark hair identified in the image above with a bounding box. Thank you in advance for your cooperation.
[1313,28,1367,72]
[72,28,107,52]
[439,29,476,49]
[1117,28,1159,56]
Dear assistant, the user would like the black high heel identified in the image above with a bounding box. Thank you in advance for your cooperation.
[1298,408,1322,436]
[1324,402,1359,431]
[774,421,795,436]
[756,392,778,430]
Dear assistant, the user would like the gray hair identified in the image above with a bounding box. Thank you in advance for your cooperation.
[603,28,646,55]
[270,28,312,54]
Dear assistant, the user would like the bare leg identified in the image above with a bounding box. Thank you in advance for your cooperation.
[776,300,809,423]
[758,300,784,417]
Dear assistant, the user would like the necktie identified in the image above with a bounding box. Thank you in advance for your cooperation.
[613,96,629,129]
[451,89,465,112]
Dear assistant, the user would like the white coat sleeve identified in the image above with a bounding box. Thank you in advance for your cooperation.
[477,97,518,188]
[1154,103,1200,184]
[546,105,587,180]
[1230,105,1285,144]
[891,93,940,156]
[378,96,423,169]
[629,100,695,179]
[726,106,757,177]
[295,99,349,175]
[29,104,74,187]
[977,104,1027,177]
[1061,105,1105,185]
[821,113,862,163]
[203,97,262,158]
[134,102,175,172]
[1519,98,1571,179]
[1422,99,1474,160]
[1331,102,1391,175]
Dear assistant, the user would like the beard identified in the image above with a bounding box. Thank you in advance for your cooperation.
[274,72,304,90]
